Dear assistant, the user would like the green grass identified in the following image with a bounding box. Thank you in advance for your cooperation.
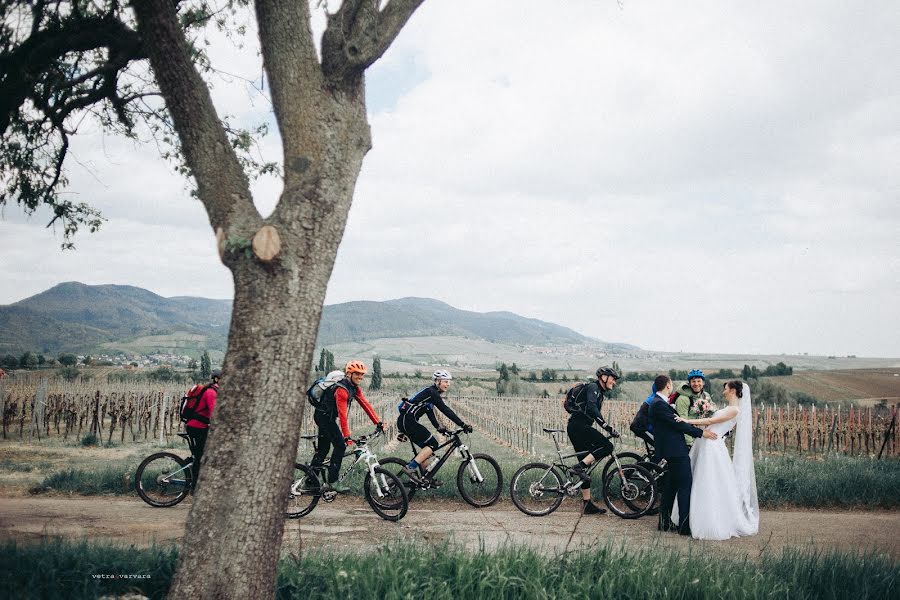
[1,539,896,600]
[756,454,900,508]
[30,460,137,495]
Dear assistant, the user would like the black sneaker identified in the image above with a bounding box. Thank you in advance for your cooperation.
[430,478,443,488]
[568,465,591,484]
[401,465,424,484]
[583,500,606,515]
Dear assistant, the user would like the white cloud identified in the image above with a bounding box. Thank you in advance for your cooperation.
[1,0,898,357]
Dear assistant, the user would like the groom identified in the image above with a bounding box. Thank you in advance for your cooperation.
[648,374,717,535]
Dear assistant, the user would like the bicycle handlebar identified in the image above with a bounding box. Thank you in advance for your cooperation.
[349,428,384,446]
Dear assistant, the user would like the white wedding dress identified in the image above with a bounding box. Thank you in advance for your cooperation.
[672,386,760,540]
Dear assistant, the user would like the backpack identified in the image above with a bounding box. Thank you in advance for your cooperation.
[180,384,213,424]
[306,377,349,410]
[562,383,589,415]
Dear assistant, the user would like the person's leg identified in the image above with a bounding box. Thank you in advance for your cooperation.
[186,425,207,489]
[402,418,437,482]
[658,458,681,531]
[321,418,346,484]
[673,457,693,534]
[310,410,333,473]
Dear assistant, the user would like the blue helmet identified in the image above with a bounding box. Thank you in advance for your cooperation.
[687,369,705,381]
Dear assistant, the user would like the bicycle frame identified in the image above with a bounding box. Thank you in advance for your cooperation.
[544,430,630,493]
[403,429,486,484]
[305,430,394,499]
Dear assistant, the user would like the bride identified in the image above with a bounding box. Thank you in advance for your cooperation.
[672,380,759,540]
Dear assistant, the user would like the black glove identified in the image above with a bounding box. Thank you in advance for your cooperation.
[375,422,385,433]
[462,423,473,434]
[607,427,620,438]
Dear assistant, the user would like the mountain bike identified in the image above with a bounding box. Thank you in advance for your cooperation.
[380,427,503,507]
[134,432,194,507]
[285,429,409,521]
[509,428,656,518]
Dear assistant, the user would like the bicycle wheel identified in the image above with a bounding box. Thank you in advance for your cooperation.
[601,451,642,485]
[135,452,192,507]
[363,466,409,521]
[509,462,565,517]
[285,463,321,519]
[457,453,503,507]
[636,461,664,516]
[378,456,420,499]
[602,463,656,519]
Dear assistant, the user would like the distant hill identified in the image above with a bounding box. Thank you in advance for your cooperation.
[0,283,612,356]
[318,297,591,346]
[0,282,231,354]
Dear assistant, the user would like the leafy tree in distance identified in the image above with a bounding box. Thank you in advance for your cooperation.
[82,355,92,366]
[510,362,519,376]
[19,352,38,369]
[497,362,510,381]
[2,2,442,596]
[200,351,211,380]
[369,356,382,390]
[58,354,77,367]
[1,355,18,370]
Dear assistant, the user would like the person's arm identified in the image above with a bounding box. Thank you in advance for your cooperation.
[335,387,352,439]
[681,406,738,426]
[650,401,705,438]
[354,389,381,426]
[433,396,465,428]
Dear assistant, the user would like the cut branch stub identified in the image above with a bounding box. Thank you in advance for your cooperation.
[252,225,281,262]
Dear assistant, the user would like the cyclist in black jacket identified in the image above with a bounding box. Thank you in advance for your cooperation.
[567,365,621,514]
[398,370,472,483]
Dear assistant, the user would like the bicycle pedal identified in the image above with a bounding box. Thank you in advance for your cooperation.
[322,490,338,502]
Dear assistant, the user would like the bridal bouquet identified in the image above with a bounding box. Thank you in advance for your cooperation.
[696,398,715,418]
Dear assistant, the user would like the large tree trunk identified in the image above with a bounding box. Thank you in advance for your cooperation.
[132,0,424,596]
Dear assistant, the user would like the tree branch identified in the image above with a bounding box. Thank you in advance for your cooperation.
[321,0,426,87]
[131,0,258,242]
[253,0,322,162]
[0,13,144,136]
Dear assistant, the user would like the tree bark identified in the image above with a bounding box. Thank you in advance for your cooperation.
[131,0,425,596]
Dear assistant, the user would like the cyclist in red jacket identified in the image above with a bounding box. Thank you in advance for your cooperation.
[310,360,384,492]
[185,369,220,489]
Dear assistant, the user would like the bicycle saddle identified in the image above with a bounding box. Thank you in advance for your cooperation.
[299,434,319,440]
[542,428,564,434]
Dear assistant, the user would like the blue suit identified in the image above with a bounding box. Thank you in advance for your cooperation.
[648,396,704,533]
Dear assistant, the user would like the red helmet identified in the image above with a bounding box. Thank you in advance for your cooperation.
[345,360,367,375]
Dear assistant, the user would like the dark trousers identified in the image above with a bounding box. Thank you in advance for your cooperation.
[567,418,614,489]
[659,455,692,532]
[185,425,208,488]
[311,409,346,484]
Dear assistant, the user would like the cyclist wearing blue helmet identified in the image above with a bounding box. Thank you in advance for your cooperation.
[673,369,712,447]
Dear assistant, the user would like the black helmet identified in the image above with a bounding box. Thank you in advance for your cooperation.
[211,369,223,380]
[596,366,620,380]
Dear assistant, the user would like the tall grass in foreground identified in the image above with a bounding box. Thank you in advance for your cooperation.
[2,539,896,600]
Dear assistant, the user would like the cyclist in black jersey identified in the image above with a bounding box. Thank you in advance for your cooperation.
[397,370,472,483]
[567,365,621,514]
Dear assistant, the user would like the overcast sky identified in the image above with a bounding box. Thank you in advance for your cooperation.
[1,0,898,357]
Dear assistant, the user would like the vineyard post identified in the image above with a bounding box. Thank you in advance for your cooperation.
[877,405,896,460]
[529,408,535,455]
[827,412,838,456]
[161,394,170,443]
[91,391,100,438]
[0,377,5,439]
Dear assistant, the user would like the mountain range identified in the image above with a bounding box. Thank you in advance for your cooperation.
[0,282,616,356]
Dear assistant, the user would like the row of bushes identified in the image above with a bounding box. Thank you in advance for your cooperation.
[1,539,895,599]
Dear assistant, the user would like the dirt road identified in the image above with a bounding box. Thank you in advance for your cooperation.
[2,495,899,560]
